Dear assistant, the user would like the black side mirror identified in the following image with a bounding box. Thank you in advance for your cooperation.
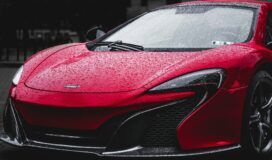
[86,26,106,41]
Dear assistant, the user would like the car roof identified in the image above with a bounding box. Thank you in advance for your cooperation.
[173,0,272,8]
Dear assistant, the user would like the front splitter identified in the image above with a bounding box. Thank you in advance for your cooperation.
[0,134,241,158]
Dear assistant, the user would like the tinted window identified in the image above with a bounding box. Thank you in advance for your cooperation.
[266,12,272,48]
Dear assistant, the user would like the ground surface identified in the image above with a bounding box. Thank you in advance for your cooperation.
[0,66,267,160]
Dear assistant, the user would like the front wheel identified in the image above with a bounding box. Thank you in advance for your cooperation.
[242,71,272,157]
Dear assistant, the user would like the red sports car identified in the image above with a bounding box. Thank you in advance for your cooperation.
[2,0,272,157]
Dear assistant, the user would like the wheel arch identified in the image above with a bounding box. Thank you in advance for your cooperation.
[256,62,272,75]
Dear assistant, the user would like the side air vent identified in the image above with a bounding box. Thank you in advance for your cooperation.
[141,104,194,147]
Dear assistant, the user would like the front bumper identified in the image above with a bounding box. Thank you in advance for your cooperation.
[0,96,241,157]
[0,136,240,157]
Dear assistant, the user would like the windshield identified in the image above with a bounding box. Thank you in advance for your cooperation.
[104,5,255,51]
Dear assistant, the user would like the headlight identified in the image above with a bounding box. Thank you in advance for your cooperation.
[12,66,24,86]
[149,69,226,99]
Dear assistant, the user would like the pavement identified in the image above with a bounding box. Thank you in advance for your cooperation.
[0,66,268,160]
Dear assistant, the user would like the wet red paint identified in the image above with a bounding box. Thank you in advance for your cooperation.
[9,0,272,152]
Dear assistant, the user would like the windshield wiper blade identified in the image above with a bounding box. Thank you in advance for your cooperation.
[86,40,144,51]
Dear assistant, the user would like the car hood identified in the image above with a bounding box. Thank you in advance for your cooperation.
[25,44,205,93]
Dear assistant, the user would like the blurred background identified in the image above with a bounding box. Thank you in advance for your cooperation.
[0,0,195,64]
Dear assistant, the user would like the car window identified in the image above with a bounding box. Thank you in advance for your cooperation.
[266,12,272,48]
[104,5,256,51]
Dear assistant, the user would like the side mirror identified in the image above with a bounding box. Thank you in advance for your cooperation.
[86,26,106,41]
[267,41,272,49]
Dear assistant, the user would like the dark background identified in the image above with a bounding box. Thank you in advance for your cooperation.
[0,0,188,62]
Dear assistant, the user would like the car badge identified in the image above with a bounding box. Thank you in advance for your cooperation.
[64,84,80,89]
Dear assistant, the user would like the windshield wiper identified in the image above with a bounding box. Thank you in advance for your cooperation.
[86,40,144,51]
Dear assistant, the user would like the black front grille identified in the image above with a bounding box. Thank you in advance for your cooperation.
[25,126,104,146]
[22,112,135,147]
[106,100,197,151]
[141,103,195,147]
[5,97,198,150]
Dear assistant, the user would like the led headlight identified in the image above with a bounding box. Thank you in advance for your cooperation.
[12,66,24,86]
[149,69,226,97]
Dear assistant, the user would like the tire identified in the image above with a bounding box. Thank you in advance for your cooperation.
[242,71,272,158]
